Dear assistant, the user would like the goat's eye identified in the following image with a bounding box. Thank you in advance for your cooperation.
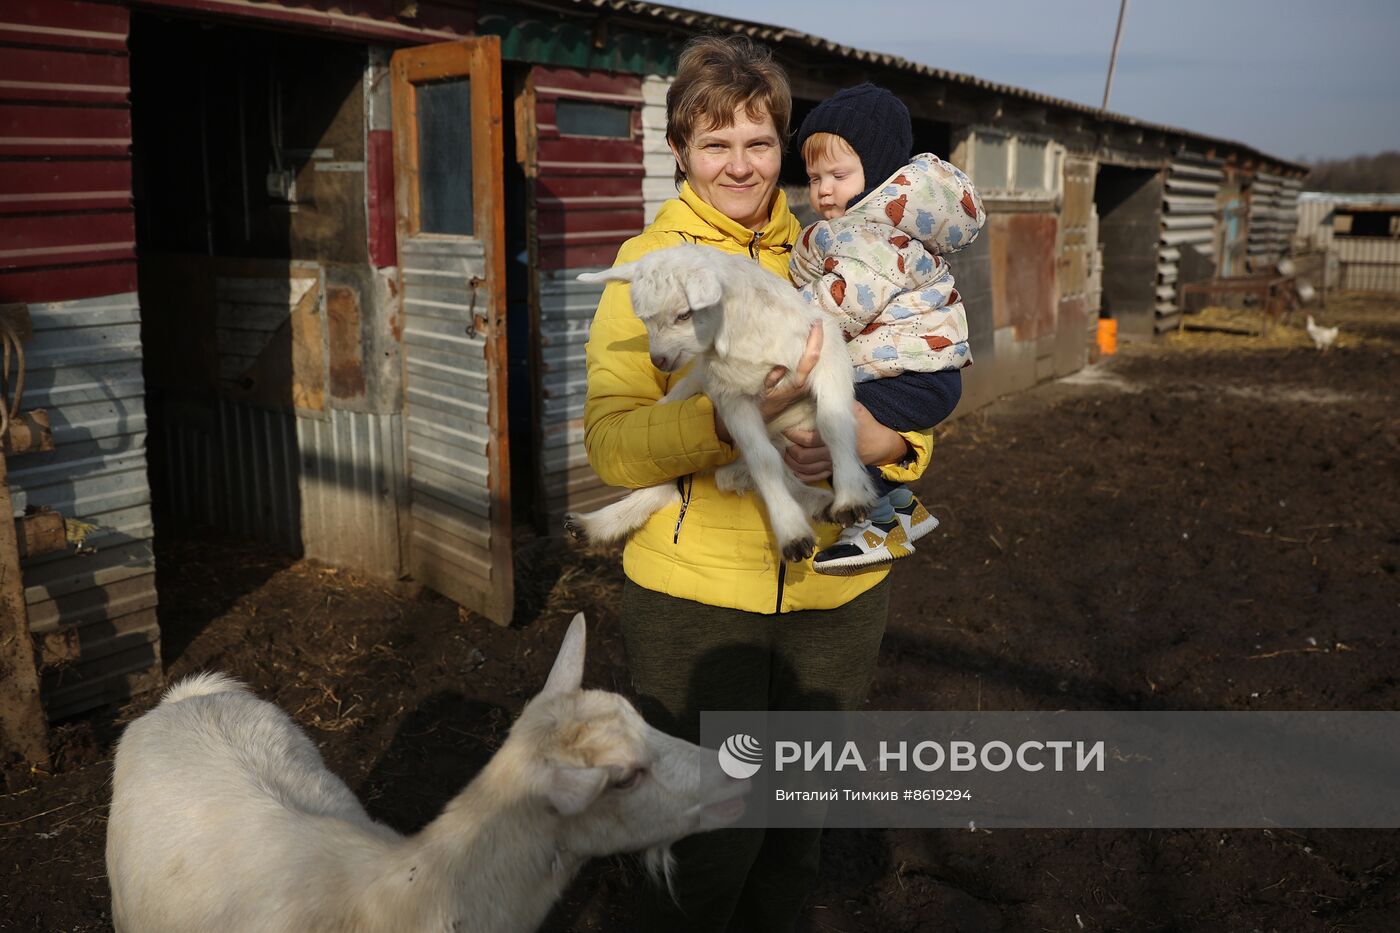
[612,769,643,790]
[676,310,692,323]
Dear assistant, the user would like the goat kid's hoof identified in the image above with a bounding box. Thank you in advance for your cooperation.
[782,536,816,563]
[830,503,870,527]
[563,514,588,543]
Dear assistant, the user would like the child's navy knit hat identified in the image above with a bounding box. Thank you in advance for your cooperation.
[796,84,913,190]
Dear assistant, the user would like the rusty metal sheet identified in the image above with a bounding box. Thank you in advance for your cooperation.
[326,285,366,399]
[989,213,1059,341]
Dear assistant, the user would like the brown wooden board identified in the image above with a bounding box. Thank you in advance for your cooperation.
[0,453,49,786]
[15,509,65,561]
[4,410,54,456]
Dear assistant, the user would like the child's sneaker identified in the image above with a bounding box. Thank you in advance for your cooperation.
[812,518,913,575]
[895,496,939,543]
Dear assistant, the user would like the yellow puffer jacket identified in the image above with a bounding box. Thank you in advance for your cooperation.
[583,182,934,614]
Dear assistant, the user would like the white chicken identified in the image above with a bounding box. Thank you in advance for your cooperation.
[1305,314,1339,352]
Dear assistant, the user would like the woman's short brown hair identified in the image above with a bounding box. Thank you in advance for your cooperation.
[666,34,792,185]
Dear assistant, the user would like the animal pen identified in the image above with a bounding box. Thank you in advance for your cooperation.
[0,0,1307,757]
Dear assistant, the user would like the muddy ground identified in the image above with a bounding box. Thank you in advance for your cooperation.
[2,295,1397,933]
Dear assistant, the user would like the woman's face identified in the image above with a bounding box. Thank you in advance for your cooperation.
[672,107,782,231]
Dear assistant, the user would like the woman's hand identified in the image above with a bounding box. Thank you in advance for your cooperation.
[758,321,823,421]
[781,402,912,482]
[714,322,823,444]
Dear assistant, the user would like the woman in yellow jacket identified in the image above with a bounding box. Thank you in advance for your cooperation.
[583,36,933,933]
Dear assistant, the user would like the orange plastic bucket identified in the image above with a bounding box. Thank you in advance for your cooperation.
[1096,318,1118,356]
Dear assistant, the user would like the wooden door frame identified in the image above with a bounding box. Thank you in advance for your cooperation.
[389,37,512,623]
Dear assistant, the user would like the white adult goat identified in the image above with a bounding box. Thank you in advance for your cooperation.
[105,613,748,933]
[566,244,877,562]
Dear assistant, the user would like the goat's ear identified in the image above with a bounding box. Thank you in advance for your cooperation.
[712,315,730,358]
[577,261,638,285]
[682,267,722,310]
[545,764,609,816]
[541,612,586,697]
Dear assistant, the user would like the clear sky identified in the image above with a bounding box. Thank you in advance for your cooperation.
[666,0,1400,162]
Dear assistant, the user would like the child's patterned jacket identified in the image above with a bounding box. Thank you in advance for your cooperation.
[790,153,986,381]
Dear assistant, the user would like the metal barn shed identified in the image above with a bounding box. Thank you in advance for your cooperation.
[0,0,1306,732]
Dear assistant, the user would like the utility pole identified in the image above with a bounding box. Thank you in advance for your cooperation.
[1102,0,1130,110]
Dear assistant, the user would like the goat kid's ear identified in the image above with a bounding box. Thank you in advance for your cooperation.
[541,612,586,698]
[577,261,638,285]
[712,315,730,358]
[545,764,610,816]
[682,268,722,311]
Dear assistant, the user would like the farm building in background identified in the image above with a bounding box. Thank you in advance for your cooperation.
[1295,193,1400,295]
[0,0,1307,725]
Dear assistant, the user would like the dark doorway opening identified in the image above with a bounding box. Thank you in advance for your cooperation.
[502,66,535,528]
[131,14,367,551]
[1094,164,1162,339]
[130,12,372,662]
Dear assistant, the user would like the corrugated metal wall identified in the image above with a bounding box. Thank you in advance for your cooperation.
[1295,195,1336,251]
[642,74,674,224]
[1158,155,1224,331]
[160,397,301,551]
[1295,194,1400,294]
[163,398,403,571]
[15,292,160,720]
[1,2,161,718]
[398,236,499,615]
[1336,237,1400,294]
[1295,193,1400,251]
[299,407,404,576]
[530,66,644,527]
[1248,170,1300,268]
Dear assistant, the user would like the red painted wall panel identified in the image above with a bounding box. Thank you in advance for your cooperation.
[0,46,130,102]
[535,175,646,200]
[0,0,135,303]
[1,212,137,269]
[0,159,132,214]
[531,66,644,272]
[531,68,645,98]
[367,128,396,268]
[0,102,131,156]
[131,0,473,44]
[536,209,646,239]
[0,1,128,51]
[0,263,136,304]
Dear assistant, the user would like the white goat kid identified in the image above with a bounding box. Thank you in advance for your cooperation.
[567,244,877,562]
[105,614,748,933]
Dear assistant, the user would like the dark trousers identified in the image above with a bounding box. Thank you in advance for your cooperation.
[856,369,962,497]
[619,578,891,933]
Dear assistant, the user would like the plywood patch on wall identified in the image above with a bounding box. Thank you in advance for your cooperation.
[326,285,366,399]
